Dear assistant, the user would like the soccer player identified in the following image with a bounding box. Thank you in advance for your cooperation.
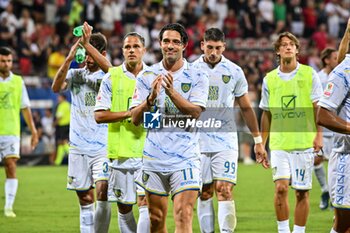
[131,23,209,232]
[317,18,350,233]
[192,28,266,232]
[0,46,38,217]
[259,32,323,233]
[90,29,150,232]
[51,34,110,233]
[315,48,338,210]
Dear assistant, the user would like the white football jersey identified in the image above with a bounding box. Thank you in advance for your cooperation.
[192,55,248,152]
[66,67,107,156]
[131,60,209,172]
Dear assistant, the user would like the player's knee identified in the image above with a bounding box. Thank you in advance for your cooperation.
[200,189,214,200]
[216,184,233,200]
[78,193,94,205]
[149,209,166,228]
[174,205,193,223]
[275,183,288,197]
[95,181,108,201]
[138,196,147,207]
[295,190,309,202]
[117,203,133,214]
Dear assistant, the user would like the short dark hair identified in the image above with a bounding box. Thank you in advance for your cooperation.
[123,32,145,47]
[0,47,12,56]
[204,28,225,42]
[90,33,107,53]
[159,23,188,45]
[320,48,337,67]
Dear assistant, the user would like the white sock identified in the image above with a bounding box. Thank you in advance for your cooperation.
[292,225,305,233]
[197,198,215,233]
[80,203,94,233]
[330,228,338,233]
[118,210,137,233]
[5,178,18,209]
[137,206,150,233]
[94,201,111,233]
[218,200,236,232]
[277,220,290,233]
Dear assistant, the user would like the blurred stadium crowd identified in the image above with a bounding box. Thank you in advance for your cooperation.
[2,0,348,161]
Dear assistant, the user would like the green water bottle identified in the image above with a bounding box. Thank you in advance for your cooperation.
[75,47,86,63]
[73,25,84,37]
[73,25,93,37]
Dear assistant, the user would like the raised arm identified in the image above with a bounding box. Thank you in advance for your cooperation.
[81,22,112,73]
[131,75,162,125]
[51,39,80,92]
[337,18,350,64]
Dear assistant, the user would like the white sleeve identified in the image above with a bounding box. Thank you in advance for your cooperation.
[233,67,248,97]
[259,78,269,111]
[130,75,151,109]
[311,69,323,103]
[94,73,112,111]
[21,83,30,109]
[189,71,209,108]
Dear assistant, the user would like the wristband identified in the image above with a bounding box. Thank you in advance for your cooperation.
[146,94,154,106]
[253,136,263,144]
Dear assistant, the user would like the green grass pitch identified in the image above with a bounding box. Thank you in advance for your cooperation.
[0,164,334,232]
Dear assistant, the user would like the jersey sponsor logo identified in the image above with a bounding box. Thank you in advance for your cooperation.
[181,83,191,93]
[323,82,334,97]
[144,110,161,129]
[281,95,296,110]
[208,86,219,101]
[222,75,231,84]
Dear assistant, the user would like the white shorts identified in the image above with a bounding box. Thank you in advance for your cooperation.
[67,153,110,191]
[328,152,350,209]
[201,150,238,185]
[108,167,144,204]
[271,149,314,190]
[322,136,333,159]
[137,168,201,198]
[0,137,20,162]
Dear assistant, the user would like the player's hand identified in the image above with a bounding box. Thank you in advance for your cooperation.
[162,73,175,97]
[149,75,162,104]
[31,131,39,150]
[67,38,81,61]
[345,18,350,39]
[254,143,266,163]
[313,134,323,154]
[81,21,92,46]
[261,156,270,169]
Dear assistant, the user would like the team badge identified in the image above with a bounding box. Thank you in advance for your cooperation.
[142,172,150,184]
[181,83,191,93]
[323,82,334,97]
[67,176,74,184]
[114,189,122,198]
[222,75,231,84]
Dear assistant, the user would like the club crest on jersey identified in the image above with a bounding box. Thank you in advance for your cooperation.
[114,189,122,198]
[323,82,334,97]
[222,75,231,84]
[142,172,150,184]
[181,83,191,93]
